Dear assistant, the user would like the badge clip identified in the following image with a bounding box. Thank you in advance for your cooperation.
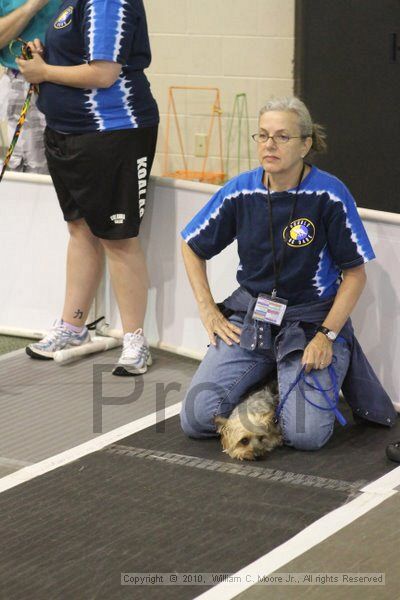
[252,292,288,326]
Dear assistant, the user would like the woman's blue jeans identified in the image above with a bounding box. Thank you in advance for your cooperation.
[180,316,351,451]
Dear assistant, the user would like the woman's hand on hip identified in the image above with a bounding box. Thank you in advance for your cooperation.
[199,303,242,347]
[301,333,333,373]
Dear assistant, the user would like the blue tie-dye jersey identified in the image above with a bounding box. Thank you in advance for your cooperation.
[181,166,375,305]
[37,0,159,132]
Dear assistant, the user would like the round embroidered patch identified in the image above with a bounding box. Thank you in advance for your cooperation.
[283,218,316,247]
[54,6,73,29]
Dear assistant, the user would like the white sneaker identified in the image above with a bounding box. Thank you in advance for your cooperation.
[26,319,91,360]
[112,328,152,376]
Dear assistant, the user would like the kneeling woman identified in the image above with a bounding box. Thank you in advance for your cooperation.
[180,96,396,451]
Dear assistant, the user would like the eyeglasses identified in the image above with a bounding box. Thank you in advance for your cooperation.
[251,133,306,145]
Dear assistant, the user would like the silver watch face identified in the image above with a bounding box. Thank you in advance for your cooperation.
[327,331,337,341]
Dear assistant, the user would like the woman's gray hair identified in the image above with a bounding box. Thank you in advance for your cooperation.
[259,96,327,154]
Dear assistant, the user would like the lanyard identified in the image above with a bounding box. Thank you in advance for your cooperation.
[274,362,347,426]
[266,164,305,298]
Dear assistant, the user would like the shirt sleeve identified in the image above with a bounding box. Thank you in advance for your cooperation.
[82,0,137,64]
[181,186,237,260]
[323,183,375,270]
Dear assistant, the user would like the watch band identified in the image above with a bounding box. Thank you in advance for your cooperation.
[317,325,337,341]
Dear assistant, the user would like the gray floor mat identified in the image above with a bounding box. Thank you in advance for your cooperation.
[0,347,197,465]
[234,492,400,600]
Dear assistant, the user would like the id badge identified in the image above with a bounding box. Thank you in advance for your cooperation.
[252,293,288,326]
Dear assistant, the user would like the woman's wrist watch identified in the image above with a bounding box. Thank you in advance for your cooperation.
[316,325,338,341]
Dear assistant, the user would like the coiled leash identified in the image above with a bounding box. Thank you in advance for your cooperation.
[275,358,347,426]
[0,38,38,183]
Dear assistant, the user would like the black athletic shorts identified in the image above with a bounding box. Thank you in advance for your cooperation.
[44,125,158,239]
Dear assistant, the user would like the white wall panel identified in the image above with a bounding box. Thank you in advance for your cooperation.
[0,173,398,409]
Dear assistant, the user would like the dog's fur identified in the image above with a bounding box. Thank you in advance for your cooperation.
[214,381,283,461]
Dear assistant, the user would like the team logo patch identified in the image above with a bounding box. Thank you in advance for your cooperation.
[283,218,315,247]
[54,6,73,29]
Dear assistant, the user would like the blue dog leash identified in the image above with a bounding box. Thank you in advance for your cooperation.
[275,360,347,426]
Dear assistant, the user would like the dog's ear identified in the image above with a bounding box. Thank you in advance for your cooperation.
[214,415,228,433]
[258,410,275,427]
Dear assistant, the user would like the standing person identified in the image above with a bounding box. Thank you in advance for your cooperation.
[180,96,396,449]
[0,0,59,173]
[17,0,159,375]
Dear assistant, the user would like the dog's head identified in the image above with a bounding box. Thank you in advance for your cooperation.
[214,405,282,461]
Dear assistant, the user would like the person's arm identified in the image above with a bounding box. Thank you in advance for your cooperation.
[181,240,241,347]
[301,264,367,372]
[16,49,121,88]
[0,0,49,49]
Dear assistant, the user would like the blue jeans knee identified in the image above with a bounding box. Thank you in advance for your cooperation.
[180,379,225,439]
[282,424,335,451]
[277,341,350,451]
[180,326,276,439]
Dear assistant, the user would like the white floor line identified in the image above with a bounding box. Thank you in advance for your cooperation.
[361,464,400,493]
[0,402,182,494]
[194,488,397,600]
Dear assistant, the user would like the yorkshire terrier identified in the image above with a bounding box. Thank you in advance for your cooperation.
[214,381,283,461]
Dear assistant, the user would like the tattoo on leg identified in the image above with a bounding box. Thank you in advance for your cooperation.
[74,309,83,319]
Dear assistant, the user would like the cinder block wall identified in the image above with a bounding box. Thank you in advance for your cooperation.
[145,0,295,180]
[0,2,295,181]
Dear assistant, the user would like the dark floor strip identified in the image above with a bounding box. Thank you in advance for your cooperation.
[106,444,368,494]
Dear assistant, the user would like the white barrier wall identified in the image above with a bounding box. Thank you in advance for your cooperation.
[1,172,399,409]
[0,173,69,334]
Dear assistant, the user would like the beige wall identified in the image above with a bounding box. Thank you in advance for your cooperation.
[0,3,296,180]
[145,0,295,180]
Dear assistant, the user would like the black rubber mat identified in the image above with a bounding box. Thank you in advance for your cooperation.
[0,403,398,600]
[120,403,400,484]
[0,449,351,600]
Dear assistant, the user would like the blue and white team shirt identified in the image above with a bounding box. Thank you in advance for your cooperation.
[37,0,159,132]
[181,166,375,306]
